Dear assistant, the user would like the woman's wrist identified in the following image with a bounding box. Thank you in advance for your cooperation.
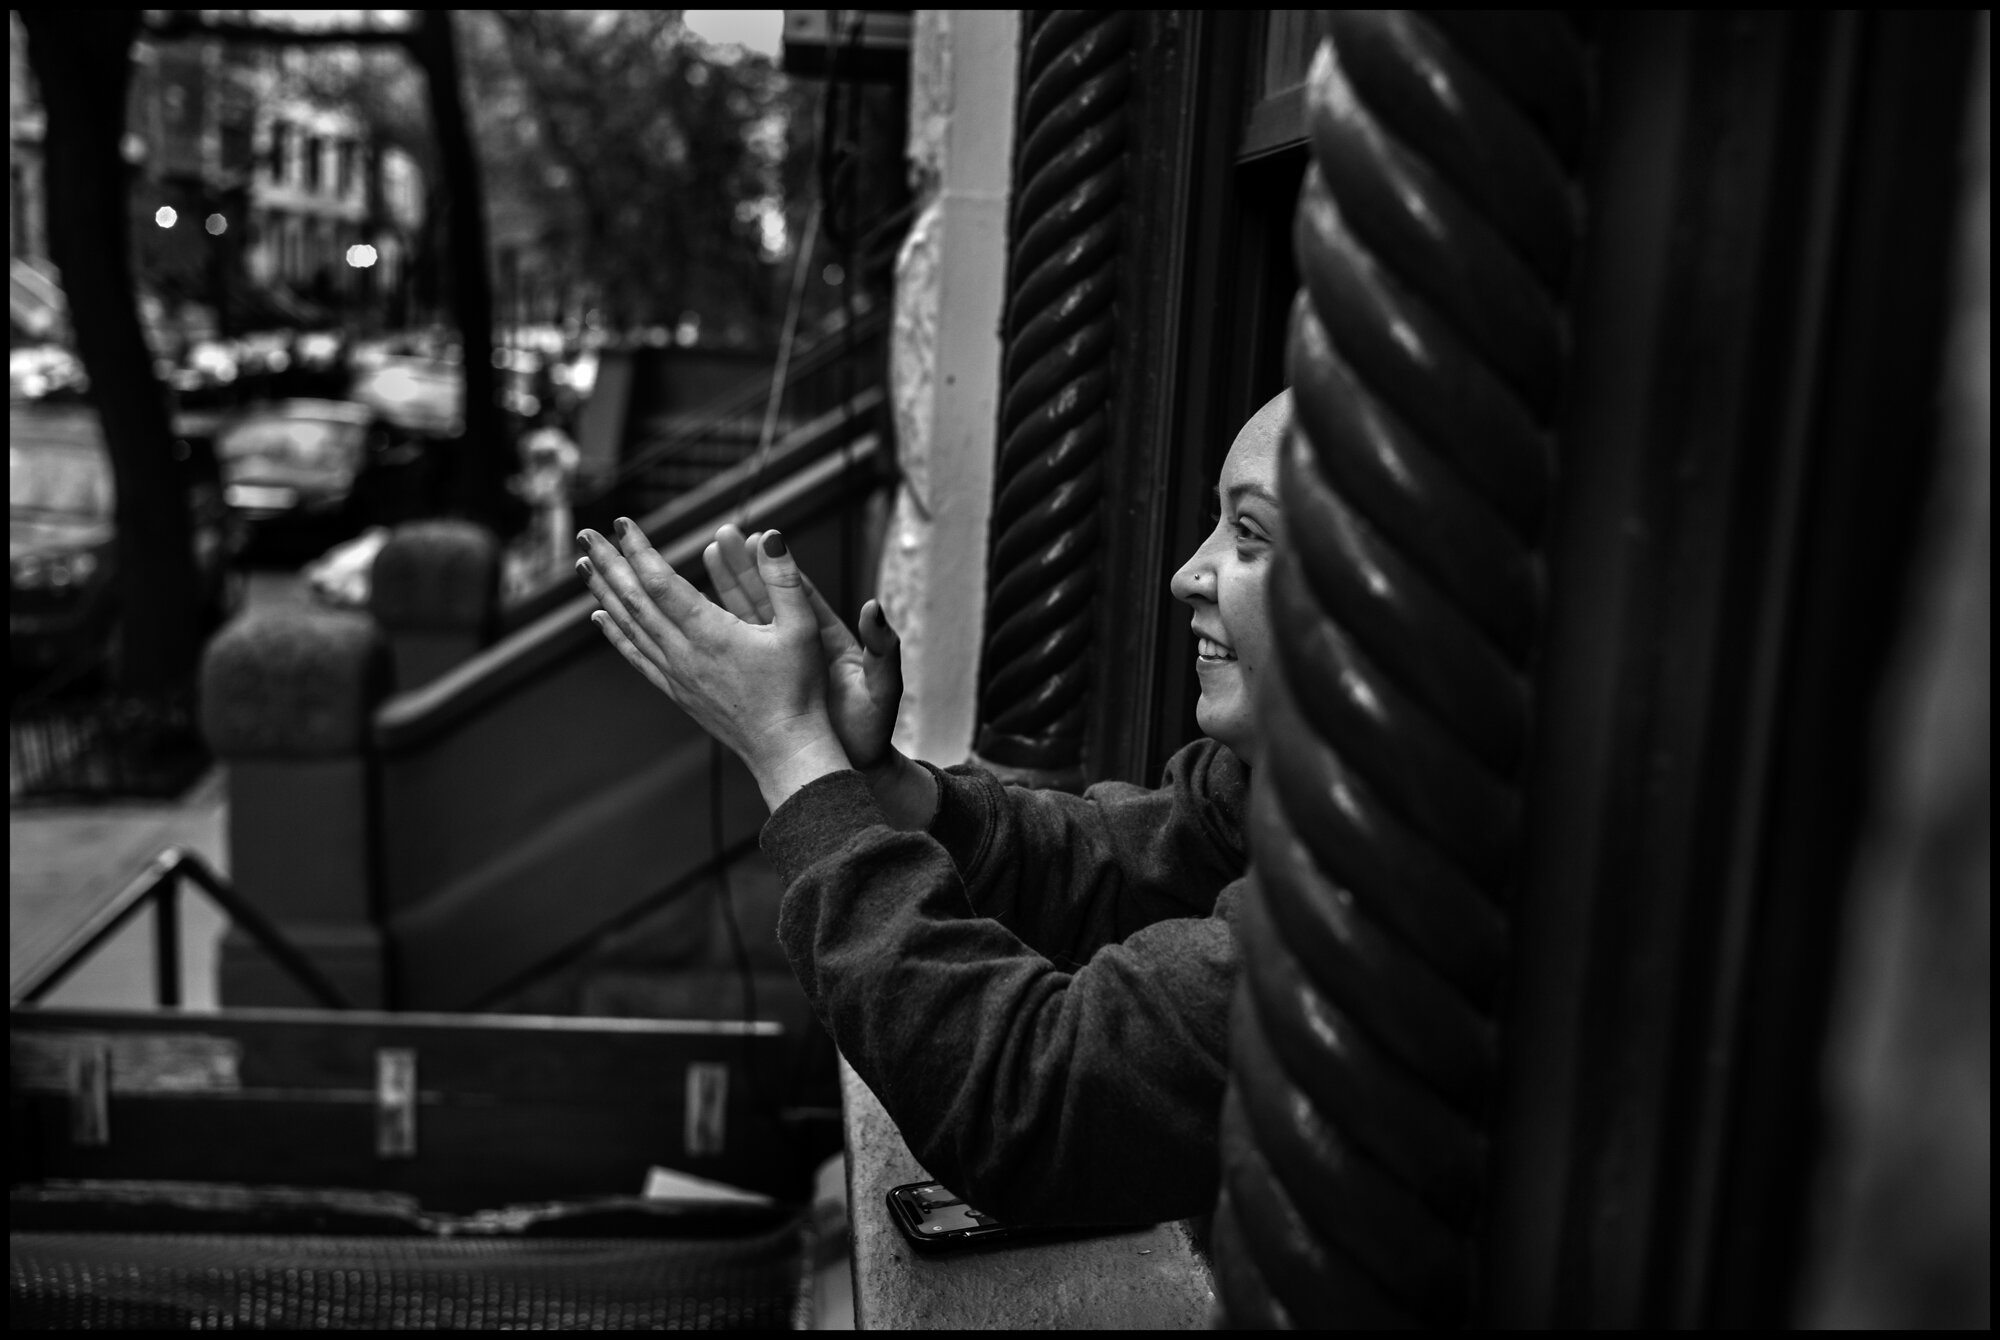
[751,722,854,814]
[862,745,939,832]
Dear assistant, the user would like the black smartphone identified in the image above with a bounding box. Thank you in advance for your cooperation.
[886,1180,1037,1252]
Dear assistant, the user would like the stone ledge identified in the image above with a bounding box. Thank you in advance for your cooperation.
[839,1056,1216,1330]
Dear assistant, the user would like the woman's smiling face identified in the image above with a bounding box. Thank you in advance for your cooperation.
[1170,391,1288,764]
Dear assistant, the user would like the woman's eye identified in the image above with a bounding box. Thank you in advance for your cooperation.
[1233,519,1265,545]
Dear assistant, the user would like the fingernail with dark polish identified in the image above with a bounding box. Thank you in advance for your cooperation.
[615,517,633,537]
[575,530,590,548]
[763,531,787,557]
[576,557,592,576]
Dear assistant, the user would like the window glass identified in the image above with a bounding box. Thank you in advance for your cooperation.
[1257,11,1337,103]
[1243,11,1335,158]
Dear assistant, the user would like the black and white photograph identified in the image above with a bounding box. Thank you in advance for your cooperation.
[9,8,1988,1331]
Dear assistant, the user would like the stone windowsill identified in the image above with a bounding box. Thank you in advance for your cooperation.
[838,1056,1217,1330]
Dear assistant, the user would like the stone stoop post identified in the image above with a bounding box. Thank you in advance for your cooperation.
[369,520,501,692]
[200,607,395,1009]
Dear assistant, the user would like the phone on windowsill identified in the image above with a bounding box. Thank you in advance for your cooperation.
[886,1180,1042,1253]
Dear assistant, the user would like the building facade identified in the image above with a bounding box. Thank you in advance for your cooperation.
[243,90,420,323]
[860,7,1990,1328]
[7,20,424,342]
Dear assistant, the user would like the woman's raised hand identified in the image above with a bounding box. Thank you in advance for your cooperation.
[702,523,903,777]
[579,518,849,811]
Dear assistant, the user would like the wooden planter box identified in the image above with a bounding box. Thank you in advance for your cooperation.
[10,1006,832,1329]
[10,1006,821,1212]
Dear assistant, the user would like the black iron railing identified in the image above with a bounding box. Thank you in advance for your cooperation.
[463,834,763,1015]
[10,846,350,1011]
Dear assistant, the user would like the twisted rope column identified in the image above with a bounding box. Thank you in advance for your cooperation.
[972,10,1134,784]
[1215,13,1590,1327]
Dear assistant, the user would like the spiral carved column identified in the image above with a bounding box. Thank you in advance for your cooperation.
[1215,13,1590,1328]
[971,9,1134,785]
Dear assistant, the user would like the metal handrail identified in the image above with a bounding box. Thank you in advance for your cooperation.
[10,846,351,1011]
[585,303,890,504]
[595,193,911,505]
[401,393,888,743]
[462,833,763,1014]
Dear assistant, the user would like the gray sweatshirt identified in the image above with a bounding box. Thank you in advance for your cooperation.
[762,739,1249,1227]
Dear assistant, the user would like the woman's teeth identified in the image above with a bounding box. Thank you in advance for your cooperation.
[1198,637,1236,661]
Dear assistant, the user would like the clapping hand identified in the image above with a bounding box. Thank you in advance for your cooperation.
[700,523,903,778]
[577,518,850,811]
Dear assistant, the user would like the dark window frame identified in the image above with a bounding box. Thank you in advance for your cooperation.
[1090,10,1318,785]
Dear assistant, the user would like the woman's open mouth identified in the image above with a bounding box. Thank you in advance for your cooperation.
[1197,636,1237,663]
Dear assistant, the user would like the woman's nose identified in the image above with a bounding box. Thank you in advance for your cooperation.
[1171,548,1213,605]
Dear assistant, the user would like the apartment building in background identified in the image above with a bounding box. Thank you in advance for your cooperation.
[8,17,424,341]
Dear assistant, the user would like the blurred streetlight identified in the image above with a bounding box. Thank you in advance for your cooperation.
[205,213,227,236]
[346,243,379,269]
[155,206,177,228]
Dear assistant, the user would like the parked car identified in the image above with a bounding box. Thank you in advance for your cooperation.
[166,337,243,410]
[9,344,88,402]
[9,403,241,684]
[214,398,381,557]
[349,355,463,437]
[236,330,295,377]
[349,348,552,437]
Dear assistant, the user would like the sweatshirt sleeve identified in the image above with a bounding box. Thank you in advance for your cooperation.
[921,739,1249,968]
[763,767,1244,1228]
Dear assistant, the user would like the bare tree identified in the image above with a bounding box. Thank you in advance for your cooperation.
[19,11,200,697]
[483,10,799,341]
[406,10,508,526]
[17,9,518,698]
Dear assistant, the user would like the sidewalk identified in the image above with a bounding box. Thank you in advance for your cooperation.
[8,568,319,1008]
[9,763,230,1009]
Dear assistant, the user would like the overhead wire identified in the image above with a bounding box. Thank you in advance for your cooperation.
[730,199,822,529]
